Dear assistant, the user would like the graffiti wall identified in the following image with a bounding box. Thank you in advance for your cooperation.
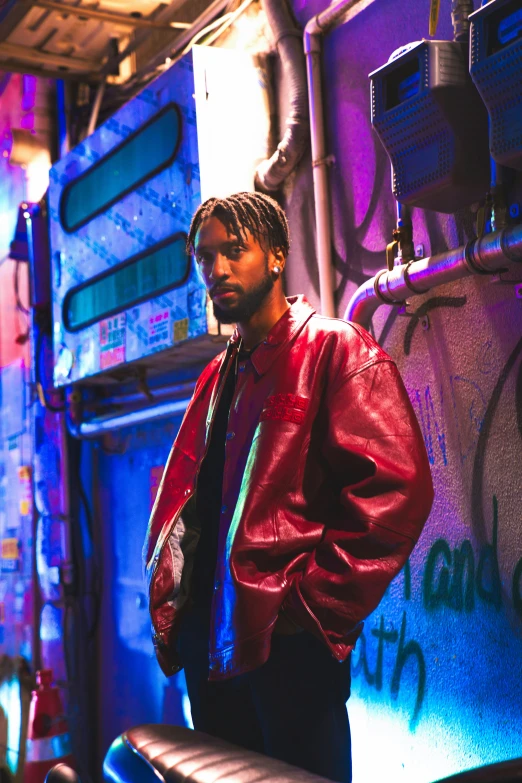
[284,0,522,780]
[0,73,39,665]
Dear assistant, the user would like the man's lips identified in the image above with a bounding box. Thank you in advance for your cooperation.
[212,289,238,301]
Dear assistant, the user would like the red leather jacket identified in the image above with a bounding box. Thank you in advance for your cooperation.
[144,296,433,680]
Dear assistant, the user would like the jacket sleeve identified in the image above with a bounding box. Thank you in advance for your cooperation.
[281,358,434,659]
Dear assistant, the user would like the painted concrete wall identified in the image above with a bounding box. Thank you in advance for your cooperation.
[0,71,53,779]
[283,1,522,780]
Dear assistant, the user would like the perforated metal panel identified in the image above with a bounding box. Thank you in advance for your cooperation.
[470,0,522,170]
[370,40,490,212]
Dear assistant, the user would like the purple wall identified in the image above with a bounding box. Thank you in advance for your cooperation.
[282,1,522,780]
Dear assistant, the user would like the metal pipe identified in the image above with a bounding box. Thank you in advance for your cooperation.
[56,80,69,157]
[27,0,192,29]
[256,0,309,191]
[86,80,106,138]
[81,380,196,412]
[69,397,192,439]
[0,41,98,71]
[345,222,522,328]
[451,0,474,41]
[304,0,365,317]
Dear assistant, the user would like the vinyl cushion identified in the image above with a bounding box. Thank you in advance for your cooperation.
[102,724,334,783]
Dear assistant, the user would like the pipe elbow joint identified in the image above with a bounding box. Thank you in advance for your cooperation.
[255,121,309,191]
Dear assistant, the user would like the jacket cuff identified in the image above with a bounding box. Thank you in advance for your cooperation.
[281,577,364,662]
[153,628,183,678]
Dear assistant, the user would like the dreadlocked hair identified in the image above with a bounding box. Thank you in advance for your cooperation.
[187,192,290,258]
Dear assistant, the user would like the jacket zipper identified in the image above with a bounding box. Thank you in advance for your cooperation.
[149,343,239,639]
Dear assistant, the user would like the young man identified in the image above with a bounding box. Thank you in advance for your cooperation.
[143,192,433,783]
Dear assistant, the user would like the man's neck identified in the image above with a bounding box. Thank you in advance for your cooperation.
[237,290,290,350]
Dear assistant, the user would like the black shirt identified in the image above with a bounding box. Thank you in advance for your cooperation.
[191,346,254,609]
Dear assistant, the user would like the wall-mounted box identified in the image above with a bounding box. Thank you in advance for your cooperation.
[370,40,490,213]
[470,0,522,171]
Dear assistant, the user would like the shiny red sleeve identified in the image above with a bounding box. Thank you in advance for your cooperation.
[281,359,434,660]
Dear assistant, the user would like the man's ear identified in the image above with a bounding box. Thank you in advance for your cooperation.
[271,246,286,272]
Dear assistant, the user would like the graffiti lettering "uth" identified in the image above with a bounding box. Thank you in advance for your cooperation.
[352,611,426,727]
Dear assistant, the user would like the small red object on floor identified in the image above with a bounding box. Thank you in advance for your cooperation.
[25,669,75,783]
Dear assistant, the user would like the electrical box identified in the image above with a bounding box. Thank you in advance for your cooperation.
[469,0,522,171]
[48,46,270,386]
[369,40,490,213]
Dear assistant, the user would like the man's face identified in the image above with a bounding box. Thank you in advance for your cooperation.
[194,216,275,324]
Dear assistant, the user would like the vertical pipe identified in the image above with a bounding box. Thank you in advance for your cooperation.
[304,28,336,317]
[86,81,106,139]
[56,80,69,158]
[26,211,42,674]
[303,0,365,317]
[451,0,474,41]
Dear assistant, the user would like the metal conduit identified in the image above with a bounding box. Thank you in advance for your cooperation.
[68,396,193,439]
[304,0,366,317]
[81,380,196,412]
[256,0,309,191]
[344,222,522,328]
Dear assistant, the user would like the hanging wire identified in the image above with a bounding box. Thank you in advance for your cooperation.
[35,330,65,413]
[13,260,30,345]
[198,0,256,47]
[177,11,235,57]
[13,260,30,315]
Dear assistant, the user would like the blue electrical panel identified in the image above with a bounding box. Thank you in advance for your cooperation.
[48,52,225,386]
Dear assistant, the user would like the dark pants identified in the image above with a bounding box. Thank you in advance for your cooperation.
[178,608,352,783]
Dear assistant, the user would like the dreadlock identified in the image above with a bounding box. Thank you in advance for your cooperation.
[186,192,290,258]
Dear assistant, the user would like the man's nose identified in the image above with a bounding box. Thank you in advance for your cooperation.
[209,252,229,281]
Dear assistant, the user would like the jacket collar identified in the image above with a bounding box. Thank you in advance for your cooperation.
[227,295,316,377]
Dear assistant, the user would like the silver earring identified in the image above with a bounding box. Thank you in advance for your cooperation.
[273,266,281,274]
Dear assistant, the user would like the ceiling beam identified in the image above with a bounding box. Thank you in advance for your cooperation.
[24,0,192,30]
[0,57,102,81]
[0,41,100,71]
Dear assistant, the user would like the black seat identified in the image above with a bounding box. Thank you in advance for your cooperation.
[103,724,333,782]
[45,764,81,783]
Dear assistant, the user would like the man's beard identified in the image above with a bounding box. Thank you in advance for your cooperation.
[212,269,274,325]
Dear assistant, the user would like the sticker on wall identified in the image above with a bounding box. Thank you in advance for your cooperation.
[55,344,74,382]
[18,466,32,517]
[173,318,189,343]
[76,335,97,378]
[188,287,205,319]
[100,314,126,369]
[149,309,171,351]
[1,538,20,572]
[1,361,25,440]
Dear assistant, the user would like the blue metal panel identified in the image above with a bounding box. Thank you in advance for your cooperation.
[48,53,209,386]
[92,415,191,760]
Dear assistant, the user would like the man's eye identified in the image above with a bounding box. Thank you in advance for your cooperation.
[196,254,210,265]
[229,246,243,258]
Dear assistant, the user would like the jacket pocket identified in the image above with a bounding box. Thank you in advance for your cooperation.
[165,506,200,612]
